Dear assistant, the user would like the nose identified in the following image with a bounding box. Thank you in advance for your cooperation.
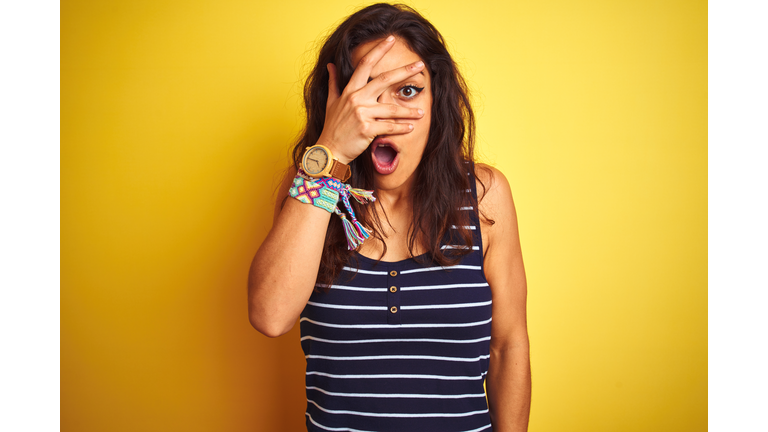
[377,91,394,104]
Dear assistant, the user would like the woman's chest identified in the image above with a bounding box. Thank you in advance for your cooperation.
[302,258,492,331]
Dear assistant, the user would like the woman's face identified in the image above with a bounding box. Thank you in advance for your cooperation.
[350,38,432,193]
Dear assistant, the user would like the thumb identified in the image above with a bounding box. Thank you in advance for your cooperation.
[326,63,340,108]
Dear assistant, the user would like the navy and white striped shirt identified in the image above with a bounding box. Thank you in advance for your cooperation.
[300,173,492,432]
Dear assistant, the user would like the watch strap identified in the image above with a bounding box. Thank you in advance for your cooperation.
[329,159,351,182]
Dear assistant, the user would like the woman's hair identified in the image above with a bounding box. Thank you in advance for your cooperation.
[292,3,487,288]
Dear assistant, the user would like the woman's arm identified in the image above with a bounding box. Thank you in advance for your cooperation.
[247,168,334,337]
[477,164,531,431]
[247,36,426,337]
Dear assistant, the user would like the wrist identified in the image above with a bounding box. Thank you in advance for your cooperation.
[315,138,353,164]
[334,152,353,165]
[288,170,376,251]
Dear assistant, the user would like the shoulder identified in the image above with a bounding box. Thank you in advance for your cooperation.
[473,163,520,257]
[473,163,516,222]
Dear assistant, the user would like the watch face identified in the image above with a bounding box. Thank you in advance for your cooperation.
[304,147,329,175]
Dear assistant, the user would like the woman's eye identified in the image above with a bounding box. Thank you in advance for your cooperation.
[397,85,425,99]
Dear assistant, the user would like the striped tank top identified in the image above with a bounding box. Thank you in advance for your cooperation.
[300,171,492,432]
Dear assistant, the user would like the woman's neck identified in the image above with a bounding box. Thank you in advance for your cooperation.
[357,183,423,261]
[374,188,411,212]
[373,170,417,208]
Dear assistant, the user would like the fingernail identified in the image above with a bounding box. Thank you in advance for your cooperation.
[415,61,424,68]
[386,35,395,42]
[418,109,424,115]
[409,124,414,130]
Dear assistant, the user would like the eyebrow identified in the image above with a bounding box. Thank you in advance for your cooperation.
[367,70,425,83]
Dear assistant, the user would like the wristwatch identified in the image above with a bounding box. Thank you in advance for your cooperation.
[301,144,352,182]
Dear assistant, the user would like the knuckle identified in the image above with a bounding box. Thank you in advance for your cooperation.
[358,55,372,66]
[377,72,391,83]
[388,104,398,114]
[354,106,366,118]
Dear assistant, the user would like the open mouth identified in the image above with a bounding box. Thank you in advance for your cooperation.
[371,138,400,175]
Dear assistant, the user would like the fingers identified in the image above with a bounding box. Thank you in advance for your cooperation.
[326,63,339,108]
[346,35,396,91]
[366,104,424,120]
[368,120,415,137]
[362,60,425,99]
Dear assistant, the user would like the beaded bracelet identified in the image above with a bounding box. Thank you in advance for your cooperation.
[290,169,376,250]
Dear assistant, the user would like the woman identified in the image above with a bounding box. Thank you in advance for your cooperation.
[248,3,530,431]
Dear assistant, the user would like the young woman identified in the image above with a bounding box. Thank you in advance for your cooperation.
[248,4,530,431]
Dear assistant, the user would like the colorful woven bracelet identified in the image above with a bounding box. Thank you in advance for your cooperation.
[289,175,340,214]
[291,169,376,250]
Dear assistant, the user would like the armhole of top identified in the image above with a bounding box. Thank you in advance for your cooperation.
[467,160,486,267]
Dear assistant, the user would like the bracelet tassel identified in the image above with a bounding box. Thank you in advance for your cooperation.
[337,186,372,250]
[348,187,376,204]
[337,210,366,250]
[293,169,376,251]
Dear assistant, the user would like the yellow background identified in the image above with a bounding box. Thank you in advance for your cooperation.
[62,0,707,430]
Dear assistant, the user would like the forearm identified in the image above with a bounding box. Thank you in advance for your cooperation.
[247,197,332,337]
[486,339,531,432]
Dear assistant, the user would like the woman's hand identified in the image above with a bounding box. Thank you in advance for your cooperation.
[316,35,426,164]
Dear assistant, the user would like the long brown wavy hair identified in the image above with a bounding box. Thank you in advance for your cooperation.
[291,3,488,288]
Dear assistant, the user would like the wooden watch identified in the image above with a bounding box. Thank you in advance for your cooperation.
[301,144,352,182]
